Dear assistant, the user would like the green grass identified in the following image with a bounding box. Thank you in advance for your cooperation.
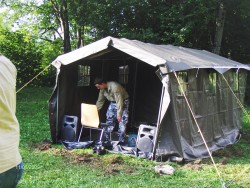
[16,87,250,188]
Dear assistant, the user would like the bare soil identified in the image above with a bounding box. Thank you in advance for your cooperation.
[34,140,136,176]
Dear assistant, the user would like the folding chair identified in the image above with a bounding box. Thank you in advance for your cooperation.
[77,103,109,142]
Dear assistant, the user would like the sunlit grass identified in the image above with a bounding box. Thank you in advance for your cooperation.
[16,87,250,188]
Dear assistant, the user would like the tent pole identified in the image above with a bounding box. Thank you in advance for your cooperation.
[101,60,105,78]
[152,84,165,160]
[56,81,60,143]
[131,60,138,127]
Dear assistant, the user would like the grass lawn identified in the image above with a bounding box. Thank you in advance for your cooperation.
[16,87,250,188]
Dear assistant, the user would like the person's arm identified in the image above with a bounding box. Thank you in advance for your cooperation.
[96,90,106,110]
[114,92,124,122]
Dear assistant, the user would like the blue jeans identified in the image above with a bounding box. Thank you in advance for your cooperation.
[0,162,24,188]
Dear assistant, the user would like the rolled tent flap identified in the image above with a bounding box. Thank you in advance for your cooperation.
[158,76,171,123]
[153,74,171,159]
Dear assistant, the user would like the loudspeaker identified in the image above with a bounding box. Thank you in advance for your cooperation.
[136,124,156,152]
[62,115,78,142]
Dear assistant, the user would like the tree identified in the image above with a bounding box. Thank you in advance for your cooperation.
[213,0,225,55]
[2,0,250,68]
[221,0,250,62]
[0,28,42,85]
[50,0,71,53]
[68,0,87,48]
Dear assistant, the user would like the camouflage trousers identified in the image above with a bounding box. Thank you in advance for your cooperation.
[103,99,129,142]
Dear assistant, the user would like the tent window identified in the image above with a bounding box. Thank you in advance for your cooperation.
[230,71,239,92]
[206,71,217,95]
[77,65,90,86]
[177,71,188,96]
[119,65,129,84]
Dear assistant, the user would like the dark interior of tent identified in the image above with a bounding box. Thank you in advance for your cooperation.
[58,48,163,142]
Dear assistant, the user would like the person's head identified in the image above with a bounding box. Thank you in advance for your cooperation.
[94,77,107,89]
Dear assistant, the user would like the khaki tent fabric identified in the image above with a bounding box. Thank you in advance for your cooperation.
[155,69,247,160]
[49,36,249,161]
[52,36,250,73]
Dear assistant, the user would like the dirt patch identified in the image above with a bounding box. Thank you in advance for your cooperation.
[30,140,52,151]
[183,144,245,168]
[242,132,250,143]
[76,155,93,163]
[212,145,244,158]
[103,155,124,164]
[79,154,135,175]
[183,160,203,171]
[184,163,203,171]
[101,156,135,175]
[38,143,52,151]
[40,145,136,175]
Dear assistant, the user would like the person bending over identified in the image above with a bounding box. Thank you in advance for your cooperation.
[94,77,129,145]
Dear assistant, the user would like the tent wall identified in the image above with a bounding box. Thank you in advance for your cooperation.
[131,62,162,125]
[155,104,183,161]
[155,69,247,160]
[49,63,81,143]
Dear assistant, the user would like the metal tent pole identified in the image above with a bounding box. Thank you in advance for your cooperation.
[152,84,165,160]
[131,61,138,127]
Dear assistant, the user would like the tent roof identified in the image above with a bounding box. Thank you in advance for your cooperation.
[52,36,250,74]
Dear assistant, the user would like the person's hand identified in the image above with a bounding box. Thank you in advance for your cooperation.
[117,115,122,122]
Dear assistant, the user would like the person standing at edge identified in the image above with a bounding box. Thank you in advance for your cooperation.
[0,54,24,188]
[94,77,129,145]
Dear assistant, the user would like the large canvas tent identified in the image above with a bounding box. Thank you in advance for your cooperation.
[49,36,250,161]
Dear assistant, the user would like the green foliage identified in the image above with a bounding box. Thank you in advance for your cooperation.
[222,0,250,63]
[86,0,218,47]
[2,0,250,53]
[242,107,250,132]
[0,28,41,85]
[1,0,250,92]
[16,87,250,188]
[17,87,52,143]
[0,27,58,86]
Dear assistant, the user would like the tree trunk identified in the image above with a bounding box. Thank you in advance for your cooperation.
[61,0,71,53]
[77,27,84,48]
[212,1,226,55]
[51,0,71,53]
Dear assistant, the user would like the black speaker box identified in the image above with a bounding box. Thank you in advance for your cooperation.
[62,115,78,142]
[136,124,156,152]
